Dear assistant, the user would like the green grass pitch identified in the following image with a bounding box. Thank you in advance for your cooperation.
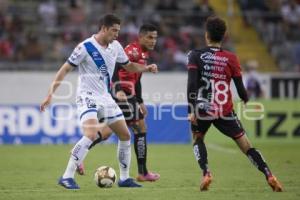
[0,100,299,199]
[0,139,299,200]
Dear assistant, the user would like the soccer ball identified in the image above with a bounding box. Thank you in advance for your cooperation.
[94,166,117,188]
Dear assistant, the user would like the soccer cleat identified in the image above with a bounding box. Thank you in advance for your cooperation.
[267,176,283,192]
[118,178,142,187]
[76,163,85,175]
[200,172,212,191]
[58,177,80,189]
[136,172,160,182]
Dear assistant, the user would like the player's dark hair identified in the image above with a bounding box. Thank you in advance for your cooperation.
[139,24,158,35]
[99,14,121,30]
[205,16,226,43]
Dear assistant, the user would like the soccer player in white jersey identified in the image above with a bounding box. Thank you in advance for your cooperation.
[40,14,158,189]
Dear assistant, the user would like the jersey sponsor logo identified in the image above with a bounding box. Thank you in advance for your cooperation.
[92,51,103,61]
[203,64,225,72]
[204,64,211,70]
[200,52,228,62]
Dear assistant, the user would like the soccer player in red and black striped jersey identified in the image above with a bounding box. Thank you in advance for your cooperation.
[85,24,160,182]
[112,24,160,182]
[187,16,283,192]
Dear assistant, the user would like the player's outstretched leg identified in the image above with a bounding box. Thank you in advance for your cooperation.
[193,132,212,191]
[59,136,93,189]
[235,135,283,192]
[58,119,98,189]
[131,121,160,182]
[76,126,114,175]
[75,131,103,176]
[109,119,142,187]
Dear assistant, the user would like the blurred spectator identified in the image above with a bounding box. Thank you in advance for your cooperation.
[38,0,58,33]
[281,0,300,40]
[1,0,294,72]
[21,32,44,61]
[5,14,23,36]
[68,0,86,26]
[120,16,139,44]
[293,42,300,72]
[244,60,264,99]
[0,0,9,13]
[190,0,214,27]
[156,0,179,11]
[0,12,5,37]
[51,33,74,61]
[238,0,268,25]
[174,45,188,70]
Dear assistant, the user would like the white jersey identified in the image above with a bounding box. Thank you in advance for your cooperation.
[68,35,129,97]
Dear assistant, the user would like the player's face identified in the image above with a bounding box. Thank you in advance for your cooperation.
[104,24,120,43]
[140,31,158,51]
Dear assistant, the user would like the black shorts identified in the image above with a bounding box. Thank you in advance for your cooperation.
[191,111,245,139]
[115,96,144,123]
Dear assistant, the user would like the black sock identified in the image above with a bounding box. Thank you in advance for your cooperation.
[88,131,102,150]
[193,138,209,176]
[134,133,148,175]
[246,148,272,179]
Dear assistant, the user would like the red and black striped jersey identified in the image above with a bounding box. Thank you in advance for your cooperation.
[116,41,149,97]
[187,46,248,116]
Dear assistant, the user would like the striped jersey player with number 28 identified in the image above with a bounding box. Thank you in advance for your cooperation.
[187,16,283,192]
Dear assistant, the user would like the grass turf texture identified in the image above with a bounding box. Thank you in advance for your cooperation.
[0,100,299,199]
[0,141,299,200]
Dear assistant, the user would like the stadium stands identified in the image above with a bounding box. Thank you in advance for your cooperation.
[0,0,299,71]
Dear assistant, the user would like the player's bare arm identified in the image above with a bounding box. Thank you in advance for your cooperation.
[122,62,158,73]
[40,62,73,112]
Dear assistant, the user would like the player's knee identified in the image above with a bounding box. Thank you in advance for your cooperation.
[138,122,147,133]
[83,129,98,141]
[101,134,109,141]
[193,131,204,140]
[119,132,131,141]
[234,134,252,154]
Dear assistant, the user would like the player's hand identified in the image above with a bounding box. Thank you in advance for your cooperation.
[139,103,148,117]
[116,90,127,101]
[40,94,52,112]
[146,64,158,73]
[188,113,197,125]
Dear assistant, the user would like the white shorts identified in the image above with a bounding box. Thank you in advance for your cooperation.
[76,91,124,125]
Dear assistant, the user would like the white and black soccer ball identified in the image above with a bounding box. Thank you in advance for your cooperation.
[94,166,117,188]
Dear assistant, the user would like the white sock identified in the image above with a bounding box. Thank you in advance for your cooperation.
[62,136,92,179]
[118,140,131,181]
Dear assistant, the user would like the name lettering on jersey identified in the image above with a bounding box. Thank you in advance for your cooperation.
[202,71,227,80]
